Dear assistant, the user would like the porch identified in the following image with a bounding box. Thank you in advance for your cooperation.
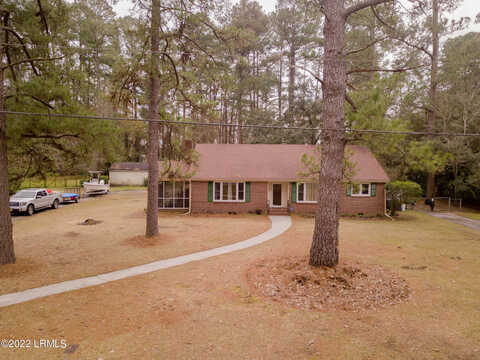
[267,182,290,215]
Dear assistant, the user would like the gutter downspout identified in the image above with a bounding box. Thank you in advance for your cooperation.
[384,186,393,220]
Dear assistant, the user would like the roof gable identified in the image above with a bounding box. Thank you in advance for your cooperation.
[192,144,390,183]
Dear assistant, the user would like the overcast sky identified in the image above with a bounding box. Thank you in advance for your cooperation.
[114,0,480,34]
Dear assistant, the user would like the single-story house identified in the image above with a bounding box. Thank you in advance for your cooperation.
[110,144,390,216]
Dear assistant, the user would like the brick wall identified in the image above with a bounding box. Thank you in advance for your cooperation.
[290,183,385,216]
[191,181,385,216]
[191,181,268,214]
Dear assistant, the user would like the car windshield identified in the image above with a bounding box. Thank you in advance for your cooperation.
[14,190,37,198]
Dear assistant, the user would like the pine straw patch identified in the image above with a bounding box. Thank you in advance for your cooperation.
[247,256,410,312]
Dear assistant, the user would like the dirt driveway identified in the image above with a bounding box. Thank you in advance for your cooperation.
[427,211,480,232]
[1,191,270,295]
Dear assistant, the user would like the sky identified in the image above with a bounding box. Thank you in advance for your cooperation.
[114,0,480,34]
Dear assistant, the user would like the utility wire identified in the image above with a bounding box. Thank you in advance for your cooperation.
[2,110,480,137]
[0,43,118,52]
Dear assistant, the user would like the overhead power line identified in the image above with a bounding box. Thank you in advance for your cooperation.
[0,43,118,52]
[2,110,480,137]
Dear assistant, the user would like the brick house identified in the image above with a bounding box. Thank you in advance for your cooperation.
[111,144,390,216]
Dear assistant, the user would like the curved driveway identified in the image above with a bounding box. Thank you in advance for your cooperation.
[427,212,480,232]
[0,215,291,308]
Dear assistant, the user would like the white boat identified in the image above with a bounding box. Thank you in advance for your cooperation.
[83,171,110,195]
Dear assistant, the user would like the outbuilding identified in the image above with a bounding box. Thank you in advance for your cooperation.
[109,162,148,186]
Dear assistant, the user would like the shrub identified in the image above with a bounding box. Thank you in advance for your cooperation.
[387,180,422,216]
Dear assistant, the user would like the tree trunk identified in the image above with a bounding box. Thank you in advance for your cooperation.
[95,47,100,112]
[368,17,377,82]
[0,65,15,264]
[287,44,296,125]
[145,0,160,238]
[278,45,283,120]
[237,64,244,144]
[309,0,346,267]
[426,0,439,198]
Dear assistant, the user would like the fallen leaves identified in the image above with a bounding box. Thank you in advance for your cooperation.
[247,256,410,312]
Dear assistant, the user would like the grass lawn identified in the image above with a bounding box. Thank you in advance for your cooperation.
[1,191,269,295]
[0,210,479,359]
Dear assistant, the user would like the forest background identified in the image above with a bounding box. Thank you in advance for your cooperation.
[3,0,480,204]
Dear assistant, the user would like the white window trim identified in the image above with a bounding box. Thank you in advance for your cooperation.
[213,181,246,202]
[158,181,189,209]
[351,183,371,197]
[296,182,318,203]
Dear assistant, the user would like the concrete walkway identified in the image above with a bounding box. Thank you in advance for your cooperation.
[427,212,480,232]
[0,216,291,308]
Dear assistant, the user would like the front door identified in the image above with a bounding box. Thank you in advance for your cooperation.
[272,184,282,207]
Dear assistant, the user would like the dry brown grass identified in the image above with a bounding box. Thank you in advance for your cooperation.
[0,191,270,295]
[0,209,479,360]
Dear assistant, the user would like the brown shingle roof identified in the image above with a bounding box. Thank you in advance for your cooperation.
[192,144,390,183]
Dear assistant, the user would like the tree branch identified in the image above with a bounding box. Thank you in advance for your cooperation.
[3,12,17,83]
[180,34,218,65]
[344,36,388,56]
[162,52,180,91]
[5,93,55,109]
[347,64,427,75]
[36,0,50,35]
[296,64,358,111]
[5,28,40,75]
[343,0,392,19]
[21,133,79,140]
[0,55,63,70]
[371,6,433,59]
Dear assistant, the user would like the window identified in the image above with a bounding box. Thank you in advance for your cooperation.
[15,190,36,198]
[158,181,189,209]
[350,183,370,196]
[214,182,245,202]
[297,183,318,203]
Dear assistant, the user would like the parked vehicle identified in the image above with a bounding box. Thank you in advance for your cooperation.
[83,171,110,196]
[9,188,62,216]
[61,192,80,204]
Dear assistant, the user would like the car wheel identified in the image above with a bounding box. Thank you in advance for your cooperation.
[74,197,79,203]
[27,204,35,216]
[52,199,59,209]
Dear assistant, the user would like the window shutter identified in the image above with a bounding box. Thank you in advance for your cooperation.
[208,181,213,202]
[346,183,352,197]
[371,183,377,197]
[291,182,297,203]
[245,182,251,202]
